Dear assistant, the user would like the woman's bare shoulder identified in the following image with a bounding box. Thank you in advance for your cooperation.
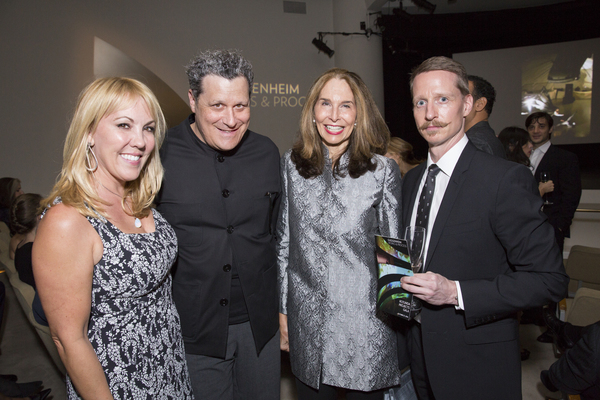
[37,203,100,252]
[35,202,102,271]
[40,203,90,232]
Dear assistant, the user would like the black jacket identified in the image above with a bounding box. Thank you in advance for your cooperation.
[534,144,582,237]
[157,115,281,358]
[402,142,568,400]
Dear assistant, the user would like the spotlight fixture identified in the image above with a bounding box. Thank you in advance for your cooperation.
[412,0,436,14]
[312,27,382,58]
[312,36,335,58]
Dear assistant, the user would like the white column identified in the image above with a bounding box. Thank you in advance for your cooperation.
[332,0,385,115]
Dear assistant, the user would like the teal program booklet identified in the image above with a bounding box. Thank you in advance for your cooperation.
[376,235,417,320]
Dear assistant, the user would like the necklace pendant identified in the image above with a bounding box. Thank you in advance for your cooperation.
[134,218,142,228]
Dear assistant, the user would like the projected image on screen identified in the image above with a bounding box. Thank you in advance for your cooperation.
[521,53,593,141]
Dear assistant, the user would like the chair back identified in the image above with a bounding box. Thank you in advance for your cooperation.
[565,245,600,297]
[566,287,600,327]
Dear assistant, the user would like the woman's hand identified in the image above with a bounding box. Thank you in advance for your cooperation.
[279,313,289,352]
[539,180,554,196]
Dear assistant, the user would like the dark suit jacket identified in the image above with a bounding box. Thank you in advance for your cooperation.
[157,116,281,358]
[543,321,600,400]
[534,144,582,237]
[465,120,506,159]
[402,142,568,400]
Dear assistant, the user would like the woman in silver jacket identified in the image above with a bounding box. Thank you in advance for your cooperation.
[277,68,405,399]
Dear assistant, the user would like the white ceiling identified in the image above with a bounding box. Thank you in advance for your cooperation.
[380,0,575,14]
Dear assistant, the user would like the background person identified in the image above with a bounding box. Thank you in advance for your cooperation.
[498,126,553,197]
[541,319,600,400]
[32,77,193,399]
[526,111,582,343]
[526,111,581,254]
[278,68,407,399]
[156,50,281,400]
[0,178,23,229]
[9,193,48,327]
[9,193,42,284]
[463,75,505,158]
[385,137,422,178]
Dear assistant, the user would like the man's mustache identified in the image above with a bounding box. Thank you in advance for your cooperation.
[419,121,449,130]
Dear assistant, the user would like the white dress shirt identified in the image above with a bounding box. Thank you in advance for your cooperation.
[409,134,468,310]
[529,140,551,174]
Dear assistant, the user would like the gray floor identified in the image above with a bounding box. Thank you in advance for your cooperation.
[0,270,563,399]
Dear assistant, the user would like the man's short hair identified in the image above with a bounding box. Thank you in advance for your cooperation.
[525,111,554,129]
[409,56,470,97]
[186,49,254,99]
[468,75,496,116]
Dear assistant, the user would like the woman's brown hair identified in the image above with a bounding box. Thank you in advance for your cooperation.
[291,68,390,179]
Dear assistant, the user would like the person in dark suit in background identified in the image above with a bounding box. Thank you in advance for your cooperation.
[463,75,505,159]
[399,56,568,400]
[525,112,581,343]
[541,318,600,400]
[526,111,582,254]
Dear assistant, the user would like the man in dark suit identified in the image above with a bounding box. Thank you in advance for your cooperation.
[526,111,582,254]
[463,75,506,159]
[400,56,569,400]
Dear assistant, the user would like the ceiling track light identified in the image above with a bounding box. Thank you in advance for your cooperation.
[412,0,436,14]
[312,34,335,58]
[312,28,381,58]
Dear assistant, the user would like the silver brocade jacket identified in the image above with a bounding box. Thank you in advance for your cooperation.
[277,149,403,391]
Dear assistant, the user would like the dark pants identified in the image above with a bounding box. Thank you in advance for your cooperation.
[295,379,384,400]
[407,322,435,400]
[553,224,565,255]
[185,321,280,400]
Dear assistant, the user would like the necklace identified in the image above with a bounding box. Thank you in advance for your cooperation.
[97,181,142,229]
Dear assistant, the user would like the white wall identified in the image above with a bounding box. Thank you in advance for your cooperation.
[0,0,337,195]
[566,189,600,256]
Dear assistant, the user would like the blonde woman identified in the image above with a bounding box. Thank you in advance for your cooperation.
[33,77,193,399]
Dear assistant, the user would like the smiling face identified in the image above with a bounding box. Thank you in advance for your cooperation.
[189,75,250,152]
[313,78,357,159]
[527,117,553,148]
[90,97,156,191]
[412,70,472,161]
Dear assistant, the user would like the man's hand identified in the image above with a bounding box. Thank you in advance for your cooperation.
[279,313,289,352]
[539,180,554,196]
[401,271,458,306]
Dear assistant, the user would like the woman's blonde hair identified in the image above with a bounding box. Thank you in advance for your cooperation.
[43,77,167,219]
[291,68,390,179]
[387,137,422,167]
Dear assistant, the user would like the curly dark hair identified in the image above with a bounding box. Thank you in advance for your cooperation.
[186,49,253,99]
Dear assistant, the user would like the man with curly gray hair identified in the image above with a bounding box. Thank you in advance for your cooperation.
[157,49,281,399]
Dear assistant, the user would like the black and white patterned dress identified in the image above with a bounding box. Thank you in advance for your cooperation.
[65,207,193,399]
